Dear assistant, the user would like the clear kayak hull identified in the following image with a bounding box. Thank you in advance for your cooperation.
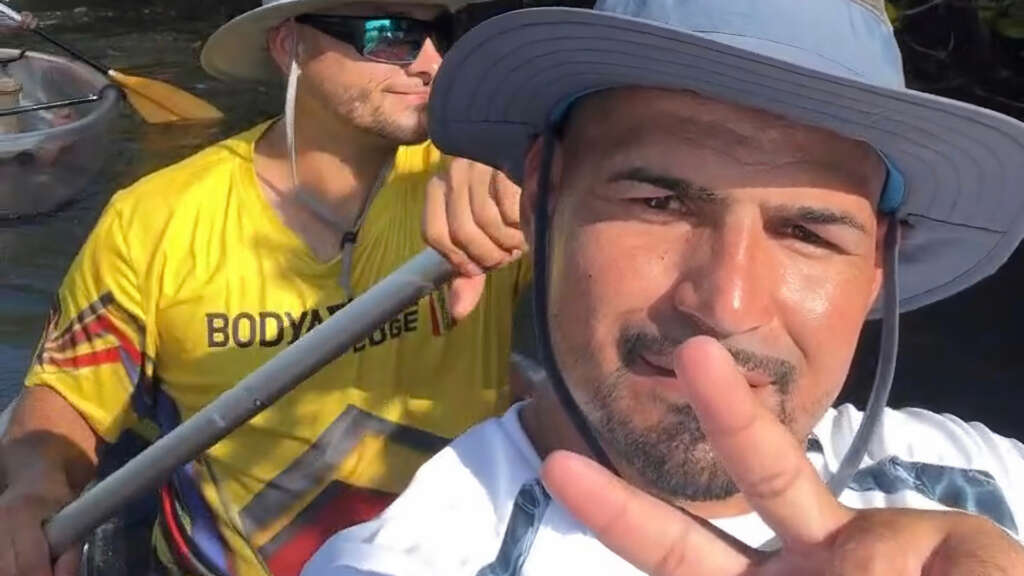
[0,49,120,218]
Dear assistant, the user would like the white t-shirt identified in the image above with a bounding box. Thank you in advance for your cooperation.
[302,402,1024,576]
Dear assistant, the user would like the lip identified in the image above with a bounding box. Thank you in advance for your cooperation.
[627,358,682,398]
[388,89,429,99]
[639,350,775,389]
[634,352,679,388]
[639,350,676,377]
[737,369,773,389]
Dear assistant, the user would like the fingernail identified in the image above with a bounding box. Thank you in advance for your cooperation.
[510,249,523,259]
[464,263,484,276]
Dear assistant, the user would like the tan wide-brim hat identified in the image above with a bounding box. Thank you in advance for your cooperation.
[201,0,487,83]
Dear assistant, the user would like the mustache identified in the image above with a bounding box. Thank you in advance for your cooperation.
[619,330,797,392]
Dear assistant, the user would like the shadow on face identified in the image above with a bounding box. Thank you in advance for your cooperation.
[525,87,888,503]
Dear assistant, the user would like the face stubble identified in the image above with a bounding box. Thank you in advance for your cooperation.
[584,330,797,502]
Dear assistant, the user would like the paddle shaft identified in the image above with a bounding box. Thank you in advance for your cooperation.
[0,94,100,116]
[0,4,109,74]
[44,249,455,557]
[29,28,109,75]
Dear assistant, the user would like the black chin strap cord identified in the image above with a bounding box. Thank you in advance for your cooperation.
[532,127,619,475]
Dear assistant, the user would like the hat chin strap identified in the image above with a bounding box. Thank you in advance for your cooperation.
[827,217,900,495]
[756,220,900,551]
[283,22,353,223]
[281,21,391,296]
[286,19,301,197]
[532,127,901,526]
[533,129,619,474]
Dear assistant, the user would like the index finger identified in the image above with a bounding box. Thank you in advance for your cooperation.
[674,336,852,546]
[491,169,522,228]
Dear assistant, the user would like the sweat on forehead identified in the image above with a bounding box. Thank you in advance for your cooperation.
[559,87,887,204]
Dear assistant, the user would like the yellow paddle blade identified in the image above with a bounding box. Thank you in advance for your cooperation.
[107,69,224,124]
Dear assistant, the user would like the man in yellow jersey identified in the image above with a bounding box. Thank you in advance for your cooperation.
[0,1,529,576]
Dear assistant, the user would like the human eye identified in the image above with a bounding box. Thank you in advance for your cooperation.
[779,223,848,254]
[640,195,679,211]
[633,195,693,216]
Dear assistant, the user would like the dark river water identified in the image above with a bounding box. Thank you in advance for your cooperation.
[0,0,280,408]
[1,0,1023,443]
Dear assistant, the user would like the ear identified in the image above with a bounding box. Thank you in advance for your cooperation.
[521,135,564,250]
[266,21,296,77]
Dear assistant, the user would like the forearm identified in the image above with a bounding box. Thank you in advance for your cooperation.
[0,386,100,499]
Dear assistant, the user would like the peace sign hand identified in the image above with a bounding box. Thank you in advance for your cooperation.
[541,336,1024,575]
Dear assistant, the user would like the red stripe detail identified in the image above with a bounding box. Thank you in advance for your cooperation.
[161,486,202,575]
[67,321,99,347]
[43,309,142,362]
[264,483,396,576]
[44,315,106,352]
[46,293,117,345]
[428,295,441,336]
[92,314,142,365]
[43,347,121,369]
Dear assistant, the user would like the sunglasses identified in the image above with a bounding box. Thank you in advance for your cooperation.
[294,13,455,64]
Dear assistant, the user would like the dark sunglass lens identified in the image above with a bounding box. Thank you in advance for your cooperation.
[365,39,422,63]
[362,19,425,63]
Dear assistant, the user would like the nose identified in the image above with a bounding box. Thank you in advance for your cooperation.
[673,209,776,337]
[406,37,441,84]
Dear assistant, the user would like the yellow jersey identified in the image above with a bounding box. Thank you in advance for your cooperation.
[24,121,530,576]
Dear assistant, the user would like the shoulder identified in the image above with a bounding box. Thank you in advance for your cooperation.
[392,140,442,177]
[303,404,541,576]
[108,121,269,222]
[385,404,539,518]
[96,121,270,258]
[376,141,441,205]
[819,404,1023,470]
[357,141,440,234]
[817,405,1024,535]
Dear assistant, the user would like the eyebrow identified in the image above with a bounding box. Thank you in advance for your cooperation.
[609,167,869,234]
[608,167,722,204]
[785,206,869,234]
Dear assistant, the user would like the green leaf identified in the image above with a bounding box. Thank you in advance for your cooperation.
[995,15,1024,38]
[885,1,903,22]
[976,0,1005,24]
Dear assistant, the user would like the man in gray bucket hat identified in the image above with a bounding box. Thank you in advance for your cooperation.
[303,0,1024,574]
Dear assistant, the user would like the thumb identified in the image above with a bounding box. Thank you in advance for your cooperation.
[53,545,82,576]
[450,275,486,320]
[541,451,754,576]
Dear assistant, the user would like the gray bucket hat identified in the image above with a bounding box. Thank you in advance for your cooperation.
[428,0,1024,314]
[201,0,487,82]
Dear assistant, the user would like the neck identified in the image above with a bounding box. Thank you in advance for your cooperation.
[521,388,755,519]
[254,110,396,260]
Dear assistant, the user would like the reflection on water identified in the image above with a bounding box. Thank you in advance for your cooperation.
[0,0,281,407]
